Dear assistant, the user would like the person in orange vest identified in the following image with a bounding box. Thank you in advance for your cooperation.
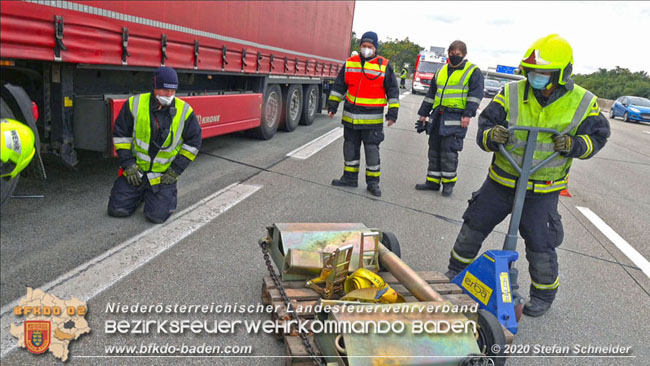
[327,31,400,197]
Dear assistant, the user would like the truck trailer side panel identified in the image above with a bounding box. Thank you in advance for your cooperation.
[0,1,354,75]
[0,0,355,178]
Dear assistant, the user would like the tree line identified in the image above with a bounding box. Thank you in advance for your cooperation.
[350,33,650,100]
[573,67,650,99]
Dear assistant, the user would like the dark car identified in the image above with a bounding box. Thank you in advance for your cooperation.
[610,96,650,122]
[483,79,501,98]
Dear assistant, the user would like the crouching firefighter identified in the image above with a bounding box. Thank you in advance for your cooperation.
[445,34,610,316]
[328,31,400,197]
[108,66,202,224]
[415,40,484,196]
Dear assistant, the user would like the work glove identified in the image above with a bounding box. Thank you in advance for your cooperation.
[415,120,427,134]
[160,169,179,185]
[123,163,143,186]
[553,135,573,154]
[488,125,509,145]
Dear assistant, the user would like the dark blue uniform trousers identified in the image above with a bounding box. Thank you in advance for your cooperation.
[448,178,564,303]
[427,132,464,187]
[107,176,177,224]
[342,127,384,185]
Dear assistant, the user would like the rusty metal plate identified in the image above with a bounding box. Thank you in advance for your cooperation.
[328,301,480,366]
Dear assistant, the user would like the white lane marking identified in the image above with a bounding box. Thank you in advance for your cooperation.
[401,91,411,96]
[577,206,650,280]
[0,182,261,357]
[643,131,650,135]
[286,127,343,159]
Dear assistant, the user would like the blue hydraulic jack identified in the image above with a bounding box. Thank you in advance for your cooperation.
[452,126,561,335]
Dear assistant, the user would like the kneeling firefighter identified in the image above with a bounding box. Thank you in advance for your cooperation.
[108,67,202,224]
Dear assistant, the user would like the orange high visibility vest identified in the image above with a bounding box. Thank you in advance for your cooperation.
[344,55,388,107]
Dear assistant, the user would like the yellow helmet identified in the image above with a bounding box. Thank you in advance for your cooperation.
[1,118,36,178]
[520,34,573,85]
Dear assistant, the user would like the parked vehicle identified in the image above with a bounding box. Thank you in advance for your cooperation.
[483,79,502,98]
[0,0,355,207]
[610,96,650,122]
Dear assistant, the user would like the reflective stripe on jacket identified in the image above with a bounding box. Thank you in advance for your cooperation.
[344,55,390,109]
[432,62,479,110]
[491,80,597,192]
[127,93,194,184]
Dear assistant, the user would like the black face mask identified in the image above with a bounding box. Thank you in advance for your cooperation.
[449,55,464,66]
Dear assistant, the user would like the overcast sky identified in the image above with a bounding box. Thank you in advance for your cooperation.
[352,1,650,74]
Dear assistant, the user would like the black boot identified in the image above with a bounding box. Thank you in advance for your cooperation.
[415,181,440,191]
[523,297,553,317]
[442,184,454,196]
[108,207,131,217]
[444,269,460,280]
[331,176,358,187]
[366,183,381,197]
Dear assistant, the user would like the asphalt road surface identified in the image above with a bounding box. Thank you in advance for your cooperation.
[1,83,649,365]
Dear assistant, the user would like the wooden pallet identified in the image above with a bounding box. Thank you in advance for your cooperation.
[261,271,514,365]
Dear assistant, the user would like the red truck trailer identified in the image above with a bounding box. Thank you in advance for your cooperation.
[0,0,354,198]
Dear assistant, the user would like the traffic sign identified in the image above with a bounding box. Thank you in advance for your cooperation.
[496,65,517,74]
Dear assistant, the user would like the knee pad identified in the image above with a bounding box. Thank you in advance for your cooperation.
[526,250,558,285]
[454,223,489,252]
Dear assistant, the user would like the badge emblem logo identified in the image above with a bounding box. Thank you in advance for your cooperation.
[25,321,51,354]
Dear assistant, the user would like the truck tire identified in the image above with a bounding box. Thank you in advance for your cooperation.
[252,85,282,140]
[300,84,319,126]
[281,84,302,132]
[0,97,20,210]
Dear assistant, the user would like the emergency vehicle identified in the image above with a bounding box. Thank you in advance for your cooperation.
[411,47,447,95]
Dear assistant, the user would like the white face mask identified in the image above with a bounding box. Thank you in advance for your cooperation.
[156,95,174,106]
[360,47,375,58]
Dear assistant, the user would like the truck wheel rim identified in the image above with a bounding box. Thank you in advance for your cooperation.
[266,91,280,127]
[307,88,318,116]
[289,90,300,121]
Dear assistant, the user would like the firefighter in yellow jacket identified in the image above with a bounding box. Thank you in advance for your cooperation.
[108,67,202,223]
[445,35,610,317]
[415,40,484,196]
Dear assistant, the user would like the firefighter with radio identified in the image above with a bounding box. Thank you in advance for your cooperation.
[415,40,484,197]
[108,66,202,224]
[445,34,610,316]
[328,31,400,197]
